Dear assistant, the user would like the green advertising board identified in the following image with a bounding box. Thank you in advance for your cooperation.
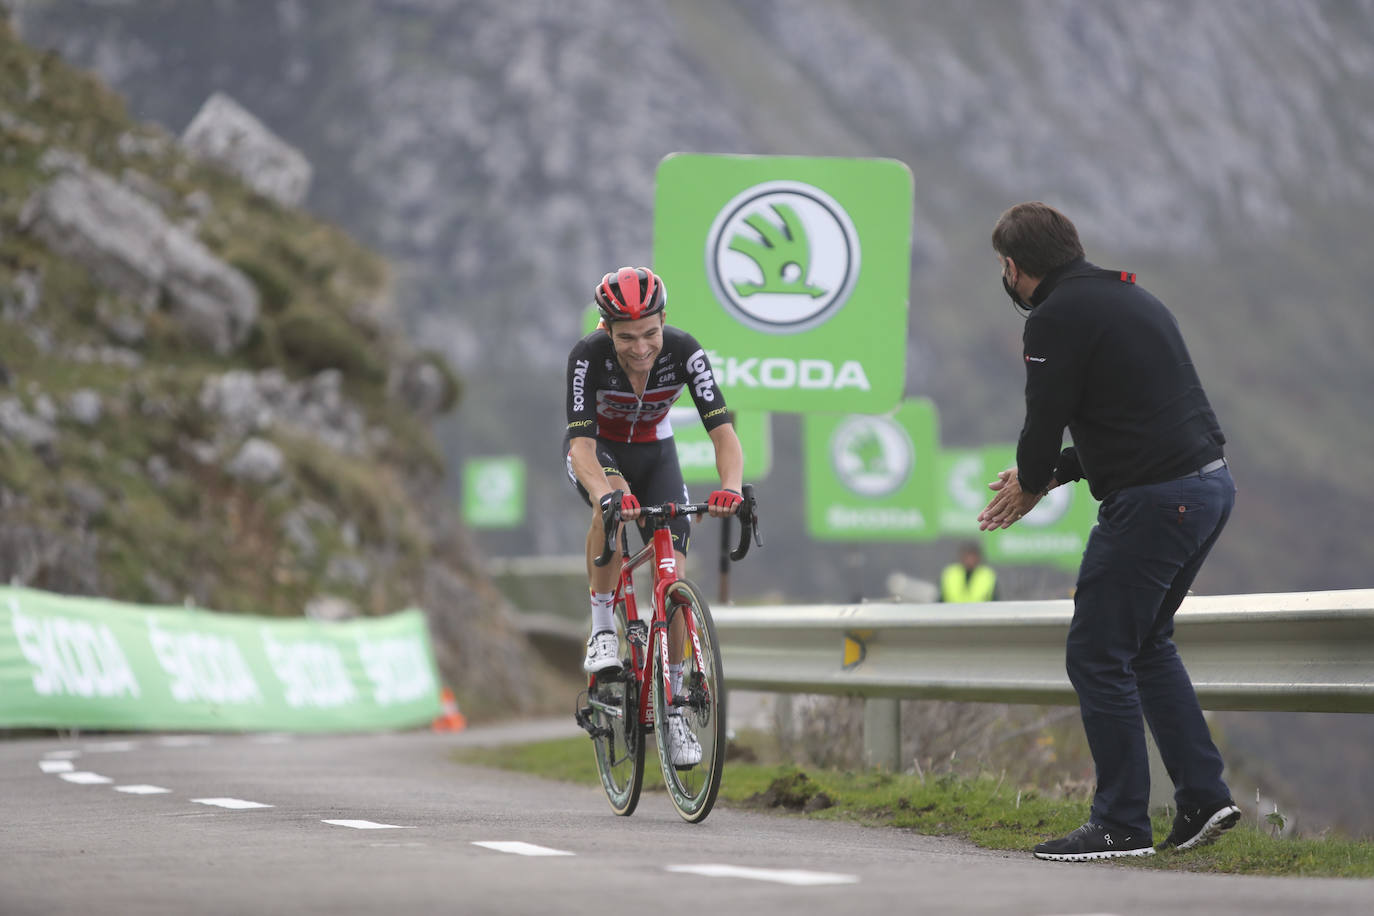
[937,445,1099,571]
[0,586,442,732]
[803,399,939,540]
[653,154,913,413]
[462,456,526,528]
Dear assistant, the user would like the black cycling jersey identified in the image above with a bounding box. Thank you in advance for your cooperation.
[565,326,731,443]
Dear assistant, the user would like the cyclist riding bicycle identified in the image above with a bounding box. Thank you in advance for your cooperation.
[564,266,744,768]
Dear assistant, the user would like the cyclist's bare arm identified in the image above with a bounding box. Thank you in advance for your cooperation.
[706,423,744,517]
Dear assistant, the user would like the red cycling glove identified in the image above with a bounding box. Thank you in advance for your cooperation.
[599,491,640,515]
[707,489,743,512]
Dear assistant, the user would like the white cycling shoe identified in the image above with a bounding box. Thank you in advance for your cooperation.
[666,714,702,768]
[582,631,620,674]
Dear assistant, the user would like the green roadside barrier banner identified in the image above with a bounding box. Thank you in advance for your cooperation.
[803,398,940,541]
[937,445,1098,572]
[0,586,442,732]
[652,153,913,413]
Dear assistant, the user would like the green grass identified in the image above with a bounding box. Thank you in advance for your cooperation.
[452,734,1374,878]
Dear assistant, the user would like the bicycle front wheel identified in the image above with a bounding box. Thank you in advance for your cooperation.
[651,577,726,823]
[590,599,644,815]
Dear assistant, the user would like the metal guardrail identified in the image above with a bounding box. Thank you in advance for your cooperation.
[712,589,1374,714]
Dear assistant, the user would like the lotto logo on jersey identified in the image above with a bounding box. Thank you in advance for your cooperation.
[705,180,860,335]
[686,349,716,402]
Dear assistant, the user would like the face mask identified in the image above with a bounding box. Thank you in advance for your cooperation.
[1002,266,1032,315]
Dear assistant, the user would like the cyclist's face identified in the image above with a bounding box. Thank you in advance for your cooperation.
[608,315,664,373]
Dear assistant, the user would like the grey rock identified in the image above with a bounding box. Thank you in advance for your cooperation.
[199,368,373,456]
[0,397,56,448]
[145,453,172,487]
[181,92,312,206]
[64,479,107,519]
[66,389,102,425]
[324,553,371,588]
[305,595,358,621]
[19,163,259,354]
[225,436,285,483]
[31,393,56,424]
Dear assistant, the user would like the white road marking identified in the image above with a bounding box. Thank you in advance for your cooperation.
[115,785,172,794]
[323,820,416,830]
[43,749,82,759]
[82,740,138,753]
[471,841,575,857]
[59,772,114,785]
[665,864,859,886]
[156,735,213,748]
[191,798,273,809]
[39,760,75,773]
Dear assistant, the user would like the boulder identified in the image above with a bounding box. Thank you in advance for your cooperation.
[181,92,312,207]
[19,161,259,354]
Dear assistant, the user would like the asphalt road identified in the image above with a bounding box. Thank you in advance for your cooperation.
[1,719,1368,915]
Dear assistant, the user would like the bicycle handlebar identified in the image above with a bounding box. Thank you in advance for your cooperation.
[592,484,762,568]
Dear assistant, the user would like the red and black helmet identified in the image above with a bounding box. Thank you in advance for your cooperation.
[594,266,666,322]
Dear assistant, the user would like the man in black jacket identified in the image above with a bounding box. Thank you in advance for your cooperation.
[979,202,1241,862]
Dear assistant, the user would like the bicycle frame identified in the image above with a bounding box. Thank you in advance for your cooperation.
[593,523,706,738]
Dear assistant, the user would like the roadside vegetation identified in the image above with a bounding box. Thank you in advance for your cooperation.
[453,729,1374,878]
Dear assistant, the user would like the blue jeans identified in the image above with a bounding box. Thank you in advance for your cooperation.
[1067,464,1235,836]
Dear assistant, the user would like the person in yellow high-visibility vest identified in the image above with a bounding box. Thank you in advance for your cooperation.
[939,541,998,603]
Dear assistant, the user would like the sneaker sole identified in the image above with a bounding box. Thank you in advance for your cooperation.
[1034,847,1155,862]
[1175,805,1242,851]
[583,660,623,676]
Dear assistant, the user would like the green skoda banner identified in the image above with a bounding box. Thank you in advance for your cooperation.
[462,456,526,529]
[0,586,442,732]
[653,153,913,413]
[937,445,1099,572]
[803,399,939,540]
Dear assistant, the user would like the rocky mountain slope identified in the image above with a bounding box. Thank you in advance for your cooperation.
[13,0,1373,599]
[0,16,564,719]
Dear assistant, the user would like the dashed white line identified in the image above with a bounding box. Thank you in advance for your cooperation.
[155,735,213,748]
[59,772,114,785]
[665,864,858,886]
[115,785,172,795]
[43,750,82,760]
[472,841,575,857]
[190,798,273,809]
[323,820,416,830]
[39,760,75,773]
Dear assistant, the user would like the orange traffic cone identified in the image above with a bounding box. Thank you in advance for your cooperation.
[432,686,467,732]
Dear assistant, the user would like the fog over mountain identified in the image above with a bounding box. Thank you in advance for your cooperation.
[15,0,1374,599]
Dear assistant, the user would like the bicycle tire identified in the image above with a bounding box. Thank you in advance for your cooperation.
[651,577,726,823]
[591,598,644,815]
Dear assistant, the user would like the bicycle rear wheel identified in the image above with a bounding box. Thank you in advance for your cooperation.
[651,577,726,823]
[590,600,644,815]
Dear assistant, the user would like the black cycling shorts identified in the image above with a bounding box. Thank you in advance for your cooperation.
[563,435,692,554]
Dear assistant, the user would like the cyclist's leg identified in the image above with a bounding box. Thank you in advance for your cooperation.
[565,437,628,671]
[630,450,693,697]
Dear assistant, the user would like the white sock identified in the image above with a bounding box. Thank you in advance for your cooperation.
[669,662,683,701]
[590,591,615,635]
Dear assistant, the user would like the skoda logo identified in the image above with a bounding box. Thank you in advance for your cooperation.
[830,415,912,497]
[944,455,1073,525]
[705,180,860,335]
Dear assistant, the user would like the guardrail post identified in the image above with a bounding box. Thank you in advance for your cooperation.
[863,698,901,770]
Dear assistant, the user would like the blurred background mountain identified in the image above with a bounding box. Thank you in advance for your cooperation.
[6,0,1374,835]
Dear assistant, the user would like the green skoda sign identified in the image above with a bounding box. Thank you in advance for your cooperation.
[653,154,913,412]
[462,457,526,529]
[937,445,1099,571]
[803,399,939,540]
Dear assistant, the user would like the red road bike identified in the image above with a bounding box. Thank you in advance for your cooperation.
[575,485,760,823]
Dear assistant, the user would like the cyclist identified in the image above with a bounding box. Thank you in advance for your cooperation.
[564,266,744,767]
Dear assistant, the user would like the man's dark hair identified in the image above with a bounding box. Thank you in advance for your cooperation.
[991,202,1085,277]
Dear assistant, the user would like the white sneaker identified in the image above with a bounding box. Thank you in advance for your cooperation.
[666,715,702,767]
[582,630,620,673]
